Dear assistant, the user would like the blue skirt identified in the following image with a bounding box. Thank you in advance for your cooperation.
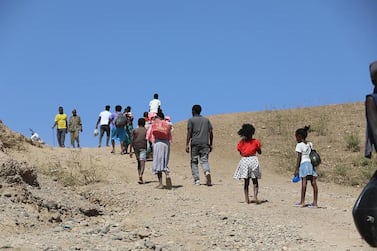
[299,161,318,178]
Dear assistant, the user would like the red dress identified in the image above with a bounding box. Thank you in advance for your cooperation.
[237,138,261,157]
[234,138,262,179]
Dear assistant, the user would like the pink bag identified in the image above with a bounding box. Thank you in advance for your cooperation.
[152,119,171,139]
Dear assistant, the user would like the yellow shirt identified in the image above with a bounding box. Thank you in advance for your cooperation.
[55,114,67,129]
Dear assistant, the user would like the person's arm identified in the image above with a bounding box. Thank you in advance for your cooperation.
[79,117,83,132]
[208,128,213,152]
[129,132,134,158]
[294,152,302,176]
[257,140,262,154]
[366,95,377,147]
[96,116,101,129]
[65,117,68,133]
[186,128,192,153]
[52,115,57,128]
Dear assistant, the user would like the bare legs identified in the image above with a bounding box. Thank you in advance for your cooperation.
[111,139,124,154]
[243,178,259,204]
[155,171,171,189]
[244,178,250,204]
[137,159,145,184]
[299,176,318,207]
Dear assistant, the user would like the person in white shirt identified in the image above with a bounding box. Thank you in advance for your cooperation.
[149,93,161,113]
[30,129,44,144]
[95,105,111,147]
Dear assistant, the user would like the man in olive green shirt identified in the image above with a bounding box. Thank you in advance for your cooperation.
[68,109,83,148]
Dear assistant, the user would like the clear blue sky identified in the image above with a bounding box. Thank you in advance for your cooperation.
[1,1,377,147]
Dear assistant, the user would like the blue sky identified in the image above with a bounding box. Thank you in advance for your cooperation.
[1,1,377,147]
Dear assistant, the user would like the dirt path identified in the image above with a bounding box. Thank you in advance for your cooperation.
[85,145,373,250]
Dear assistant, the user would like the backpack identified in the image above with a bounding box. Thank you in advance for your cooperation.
[309,147,321,167]
[152,119,171,139]
[115,114,127,128]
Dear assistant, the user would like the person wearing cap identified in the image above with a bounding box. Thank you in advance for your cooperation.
[68,109,83,148]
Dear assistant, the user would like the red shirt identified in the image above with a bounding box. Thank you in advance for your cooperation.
[237,138,261,157]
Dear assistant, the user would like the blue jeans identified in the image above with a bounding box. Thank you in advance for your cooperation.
[190,144,211,181]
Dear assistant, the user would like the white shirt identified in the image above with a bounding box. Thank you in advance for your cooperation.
[295,141,313,163]
[31,133,40,141]
[99,110,112,125]
[149,99,161,113]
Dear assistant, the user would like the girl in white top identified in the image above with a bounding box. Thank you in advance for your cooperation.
[294,125,318,208]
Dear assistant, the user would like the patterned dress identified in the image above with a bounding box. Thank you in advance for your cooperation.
[233,138,262,179]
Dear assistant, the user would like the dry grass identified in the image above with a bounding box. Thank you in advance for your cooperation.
[1,102,375,187]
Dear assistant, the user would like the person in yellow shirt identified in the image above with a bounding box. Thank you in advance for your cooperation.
[52,106,68,147]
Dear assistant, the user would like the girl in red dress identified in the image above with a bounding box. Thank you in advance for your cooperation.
[233,123,262,204]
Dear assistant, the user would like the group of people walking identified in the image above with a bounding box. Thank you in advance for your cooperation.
[51,93,319,207]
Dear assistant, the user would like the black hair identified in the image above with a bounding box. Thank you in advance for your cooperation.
[105,105,110,111]
[157,110,165,119]
[154,93,159,99]
[115,105,122,112]
[238,123,255,140]
[192,104,202,115]
[295,125,310,139]
[138,118,145,126]
[143,111,149,117]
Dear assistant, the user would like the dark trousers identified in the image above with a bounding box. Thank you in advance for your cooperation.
[57,128,66,147]
[99,125,110,146]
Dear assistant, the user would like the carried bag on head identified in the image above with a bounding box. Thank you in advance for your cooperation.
[115,114,127,128]
[152,119,171,139]
[309,146,321,167]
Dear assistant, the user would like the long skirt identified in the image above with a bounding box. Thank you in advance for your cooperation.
[152,138,170,175]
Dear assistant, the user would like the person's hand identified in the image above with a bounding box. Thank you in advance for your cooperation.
[129,152,133,158]
[209,145,213,152]
[185,145,190,153]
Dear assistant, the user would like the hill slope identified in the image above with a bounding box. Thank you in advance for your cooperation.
[0,102,375,250]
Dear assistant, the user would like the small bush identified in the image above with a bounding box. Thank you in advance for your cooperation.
[344,133,360,152]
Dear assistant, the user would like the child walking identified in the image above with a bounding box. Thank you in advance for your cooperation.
[233,123,262,204]
[294,125,319,208]
[129,118,147,184]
